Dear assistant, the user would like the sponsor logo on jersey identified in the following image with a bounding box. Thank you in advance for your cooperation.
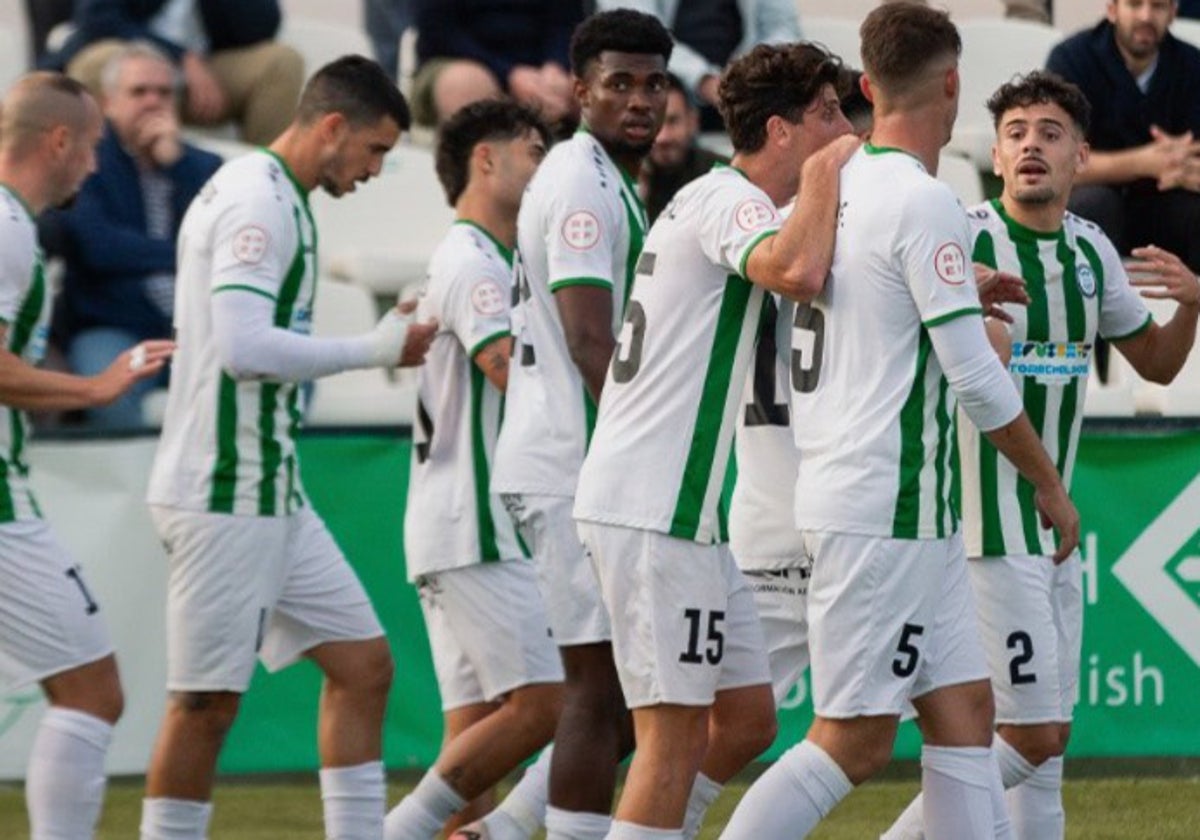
[232,225,270,264]
[561,210,601,251]
[734,198,776,232]
[934,242,967,285]
[471,279,506,316]
[1077,263,1097,297]
[1009,340,1092,382]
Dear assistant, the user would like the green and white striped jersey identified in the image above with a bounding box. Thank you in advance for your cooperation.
[492,131,646,499]
[147,151,316,516]
[404,221,527,580]
[793,146,984,540]
[958,199,1150,557]
[0,185,51,523]
[574,166,780,544]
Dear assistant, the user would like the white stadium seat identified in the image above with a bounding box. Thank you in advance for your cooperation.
[801,15,862,67]
[306,279,416,426]
[950,19,1064,169]
[0,25,25,93]
[1170,18,1200,50]
[937,151,984,205]
[180,130,256,161]
[279,17,374,76]
[1084,352,1137,418]
[310,143,453,298]
[1130,296,1200,416]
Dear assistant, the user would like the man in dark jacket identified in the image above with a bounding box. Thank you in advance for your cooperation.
[46,42,220,429]
[1047,0,1200,271]
[52,0,303,144]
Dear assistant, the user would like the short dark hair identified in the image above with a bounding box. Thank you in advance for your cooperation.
[295,54,411,131]
[435,99,551,206]
[837,67,871,128]
[860,3,960,95]
[569,9,673,78]
[986,70,1091,135]
[718,42,842,153]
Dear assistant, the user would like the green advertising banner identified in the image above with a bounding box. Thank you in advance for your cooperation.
[217,428,1200,773]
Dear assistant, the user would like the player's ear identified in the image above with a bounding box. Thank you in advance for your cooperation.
[991,142,1002,178]
[944,65,959,101]
[317,111,348,144]
[859,73,875,104]
[1076,138,1090,172]
[574,72,591,110]
[764,113,788,148]
[474,141,495,176]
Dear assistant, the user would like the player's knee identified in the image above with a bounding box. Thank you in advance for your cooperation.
[93,680,125,724]
[1009,726,1068,767]
[508,683,563,738]
[350,641,395,697]
[713,700,777,762]
[168,691,241,740]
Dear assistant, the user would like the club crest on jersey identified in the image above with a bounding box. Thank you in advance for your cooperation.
[1076,263,1097,298]
[933,242,967,285]
[471,279,507,316]
[561,210,601,251]
[232,225,269,264]
[734,199,776,232]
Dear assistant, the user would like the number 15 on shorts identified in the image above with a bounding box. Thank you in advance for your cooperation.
[680,608,725,665]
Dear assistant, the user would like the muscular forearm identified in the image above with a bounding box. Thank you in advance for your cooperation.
[569,334,615,403]
[0,353,106,411]
[1123,302,1200,384]
[983,413,1063,491]
[1075,147,1153,186]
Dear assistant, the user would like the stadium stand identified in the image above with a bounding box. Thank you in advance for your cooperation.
[937,151,984,204]
[801,15,861,67]
[0,24,24,91]
[279,16,374,76]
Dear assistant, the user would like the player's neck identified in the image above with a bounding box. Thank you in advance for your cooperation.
[455,191,516,250]
[869,112,944,176]
[268,129,318,192]
[999,193,1066,234]
[0,160,48,215]
[730,151,796,207]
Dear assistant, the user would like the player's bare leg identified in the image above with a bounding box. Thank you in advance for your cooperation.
[545,642,633,839]
[442,703,502,837]
[310,637,395,840]
[29,655,123,839]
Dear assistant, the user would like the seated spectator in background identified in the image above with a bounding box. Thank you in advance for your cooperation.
[51,0,304,145]
[365,0,412,83]
[1180,0,1200,16]
[640,73,726,221]
[412,0,584,129]
[1047,0,1200,273]
[837,67,873,136]
[598,0,800,129]
[1004,0,1052,24]
[45,42,221,430]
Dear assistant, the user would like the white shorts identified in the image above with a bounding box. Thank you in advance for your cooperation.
[417,560,564,711]
[579,521,771,708]
[743,564,811,707]
[151,505,385,693]
[501,494,609,646]
[804,530,989,718]
[969,552,1083,724]
[0,520,113,690]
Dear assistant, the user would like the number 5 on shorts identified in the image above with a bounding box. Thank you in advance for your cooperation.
[892,622,924,677]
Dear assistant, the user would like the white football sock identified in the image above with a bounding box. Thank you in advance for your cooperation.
[1007,755,1064,840]
[26,707,113,840]
[321,761,385,840]
[920,746,994,840]
[545,805,611,840]
[682,772,722,840]
[720,740,852,839]
[384,769,466,840]
[140,798,213,840]
[993,737,1036,788]
[605,821,682,840]
[879,794,925,840]
[484,747,552,839]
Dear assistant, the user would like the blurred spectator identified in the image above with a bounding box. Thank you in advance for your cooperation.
[639,73,726,222]
[1180,0,1200,17]
[412,0,584,128]
[597,0,800,129]
[50,0,304,145]
[1047,0,1200,272]
[44,42,221,430]
[1004,0,1052,24]
[365,0,412,83]
[837,67,872,137]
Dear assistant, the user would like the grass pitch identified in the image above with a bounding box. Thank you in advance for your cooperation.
[2,773,1199,838]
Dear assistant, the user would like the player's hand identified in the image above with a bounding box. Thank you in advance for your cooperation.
[137,110,183,167]
[1127,245,1200,306]
[1034,480,1080,563]
[92,340,175,405]
[181,52,227,124]
[974,263,1029,323]
[398,318,437,366]
[803,133,861,177]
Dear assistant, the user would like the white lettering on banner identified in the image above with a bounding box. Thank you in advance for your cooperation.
[1111,473,1200,668]
[1082,532,1099,606]
[1085,652,1165,707]
[779,674,810,711]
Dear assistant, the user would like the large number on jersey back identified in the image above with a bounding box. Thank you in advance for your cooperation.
[791,304,825,393]
[611,300,646,383]
[745,296,790,427]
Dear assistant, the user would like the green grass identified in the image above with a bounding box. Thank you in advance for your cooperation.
[1,775,1198,838]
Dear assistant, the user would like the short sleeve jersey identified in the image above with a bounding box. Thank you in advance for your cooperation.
[792,145,984,539]
[491,131,647,498]
[574,166,781,544]
[958,199,1150,557]
[405,221,527,580]
[730,293,805,570]
[147,151,318,516]
[0,186,51,523]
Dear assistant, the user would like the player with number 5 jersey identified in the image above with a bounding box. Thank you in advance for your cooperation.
[574,42,858,838]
